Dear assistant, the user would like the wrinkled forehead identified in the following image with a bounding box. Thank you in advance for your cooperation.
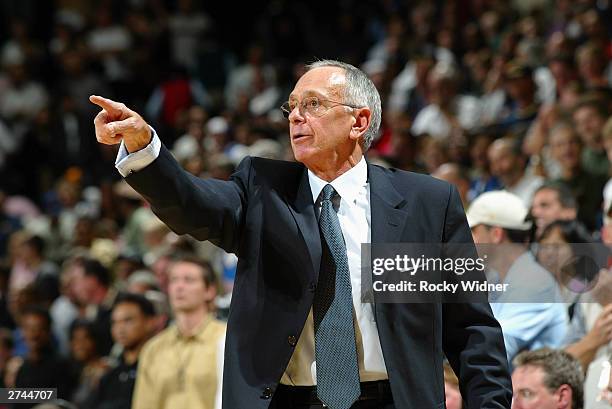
[289,66,346,100]
[512,364,547,385]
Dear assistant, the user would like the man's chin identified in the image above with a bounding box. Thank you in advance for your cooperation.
[291,146,316,165]
[173,304,198,313]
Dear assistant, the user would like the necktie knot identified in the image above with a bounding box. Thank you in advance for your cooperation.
[320,184,336,202]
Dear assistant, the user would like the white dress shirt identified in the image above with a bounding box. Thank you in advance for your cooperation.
[280,156,387,385]
[115,132,388,385]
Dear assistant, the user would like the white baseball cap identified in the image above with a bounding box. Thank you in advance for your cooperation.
[466,190,532,230]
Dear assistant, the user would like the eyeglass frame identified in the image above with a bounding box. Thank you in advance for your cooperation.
[280,96,363,119]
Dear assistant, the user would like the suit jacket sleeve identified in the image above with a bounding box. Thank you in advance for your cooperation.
[441,185,513,409]
[125,144,250,254]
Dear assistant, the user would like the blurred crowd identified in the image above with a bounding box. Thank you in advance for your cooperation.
[0,0,611,408]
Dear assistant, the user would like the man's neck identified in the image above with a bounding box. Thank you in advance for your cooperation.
[175,307,208,338]
[123,342,146,366]
[27,345,50,363]
[91,287,109,305]
[502,170,524,189]
[307,152,363,182]
[489,245,526,282]
[560,165,579,180]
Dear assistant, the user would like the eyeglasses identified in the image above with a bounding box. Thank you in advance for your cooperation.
[280,96,361,119]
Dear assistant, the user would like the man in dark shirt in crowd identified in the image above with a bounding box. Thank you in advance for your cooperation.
[498,61,540,137]
[72,258,115,355]
[530,182,577,239]
[93,293,155,409]
[549,122,607,231]
[13,307,77,408]
[572,96,610,178]
[14,235,60,304]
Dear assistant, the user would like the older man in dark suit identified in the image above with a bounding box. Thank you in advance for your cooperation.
[90,59,512,409]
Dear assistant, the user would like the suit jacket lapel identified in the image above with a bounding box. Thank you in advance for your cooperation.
[284,163,411,288]
[368,164,409,244]
[285,168,322,282]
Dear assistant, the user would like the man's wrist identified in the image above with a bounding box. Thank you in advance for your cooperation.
[125,128,153,154]
[115,127,160,177]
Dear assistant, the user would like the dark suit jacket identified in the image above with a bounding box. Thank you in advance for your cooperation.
[126,145,513,409]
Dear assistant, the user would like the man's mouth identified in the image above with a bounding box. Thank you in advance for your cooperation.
[292,133,311,141]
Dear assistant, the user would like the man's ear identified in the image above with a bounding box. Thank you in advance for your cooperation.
[349,107,372,142]
[491,226,505,244]
[203,284,217,303]
[146,317,157,335]
[555,384,572,409]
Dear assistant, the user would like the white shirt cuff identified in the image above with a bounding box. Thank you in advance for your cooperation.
[115,127,161,177]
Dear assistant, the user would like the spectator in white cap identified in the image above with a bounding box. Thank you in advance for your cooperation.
[205,116,229,154]
[467,190,568,367]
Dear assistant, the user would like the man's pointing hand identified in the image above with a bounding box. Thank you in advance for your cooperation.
[90,95,152,153]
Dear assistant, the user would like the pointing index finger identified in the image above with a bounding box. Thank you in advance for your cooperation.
[89,95,125,116]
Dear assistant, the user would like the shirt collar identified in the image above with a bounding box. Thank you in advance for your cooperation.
[308,156,367,206]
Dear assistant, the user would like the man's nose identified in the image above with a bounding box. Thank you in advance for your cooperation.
[288,105,305,123]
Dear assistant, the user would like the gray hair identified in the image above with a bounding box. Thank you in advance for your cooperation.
[306,59,382,151]
[513,348,584,409]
